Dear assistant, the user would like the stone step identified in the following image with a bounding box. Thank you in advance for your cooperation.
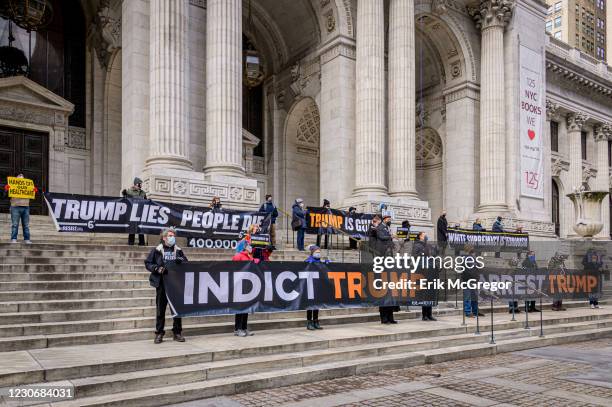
[0,288,153,302]
[0,280,152,291]
[10,323,612,407]
[0,264,147,273]
[0,305,609,351]
[0,272,151,282]
[35,319,612,401]
[0,297,156,313]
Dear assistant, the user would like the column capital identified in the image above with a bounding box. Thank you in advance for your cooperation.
[545,99,559,121]
[468,0,515,31]
[566,112,589,132]
[594,123,612,141]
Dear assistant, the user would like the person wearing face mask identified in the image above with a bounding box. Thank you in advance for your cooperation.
[317,199,332,249]
[259,194,279,248]
[122,177,147,246]
[232,240,259,336]
[210,196,223,212]
[6,173,36,244]
[292,198,307,251]
[304,245,329,330]
[521,251,539,312]
[413,232,437,321]
[144,227,188,344]
[376,214,399,324]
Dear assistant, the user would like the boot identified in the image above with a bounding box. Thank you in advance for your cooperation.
[313,320,323,330]
[427,307,437,321]
[173,333,185,342]
[154,333,163,344]
[307,320,316,330]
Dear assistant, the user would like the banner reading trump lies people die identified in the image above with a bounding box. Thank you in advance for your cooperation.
[519,44,544,199]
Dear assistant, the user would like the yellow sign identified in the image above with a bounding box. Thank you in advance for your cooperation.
[7,177,36,199]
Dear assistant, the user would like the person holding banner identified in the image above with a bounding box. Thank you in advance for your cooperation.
[472,218,484,231]
[122,177,147,246]
[522,251,540,312]
[305,245,328,330]
[232,241,259,337]
[210,196,223,212]
[259,194,279,249]
[5,174,35,244]
[144,227,188,344]
[377,214,399,324]
[348,207,360,250]
[292,198,307,251]
[583,248,604,309]
[413,232,437,321]
[316,199,332,249]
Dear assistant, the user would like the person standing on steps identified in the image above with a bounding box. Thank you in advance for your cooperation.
[304,245,328,330]
[292,198,307,251]
[123,177,147,246]
[376,214,399,324]
[436,210,448,255]
[259,194,279,249]
[232,240,259,337]
[412,231,437,321]
[316,199,332,249]
[144,227,187,344]
[522,250,539,312]
[210,196,223,212]
[348,206,360,250]
[6,173,34,244]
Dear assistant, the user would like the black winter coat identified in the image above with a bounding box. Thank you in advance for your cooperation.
[144,244,188,288]
[374,222,394,256]
[436,216,448,241]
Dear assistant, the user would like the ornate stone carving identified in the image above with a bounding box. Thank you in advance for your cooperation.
[0,104,54,126]
[450,60,461,78]
[551,152,569,177]
[432,0,452,15]
[416,101,430,128]
[296,100,320,149]
[67,126,86,149]
[90,0,121,70]
[566,112,589,131]
[582,161,597,183]
[593,124,609,142]
[324,9,336,32]
[189,0,206,8]
[468,0,515,31]
[545,99,559,121]
[320,42,356,65]
[416,128,443,166]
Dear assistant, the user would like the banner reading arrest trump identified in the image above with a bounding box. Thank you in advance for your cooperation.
[7,177,36,199]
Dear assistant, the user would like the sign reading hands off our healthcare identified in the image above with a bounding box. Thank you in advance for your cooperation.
[6,177,36,199]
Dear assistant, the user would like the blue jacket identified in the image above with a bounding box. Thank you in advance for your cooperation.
[305,255,330,264]
[292,202,306,228]
[472,223,484,231]
[492,220,504,232]
[260,201,279,224]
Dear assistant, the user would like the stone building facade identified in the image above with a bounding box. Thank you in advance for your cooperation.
[1,0,612,239]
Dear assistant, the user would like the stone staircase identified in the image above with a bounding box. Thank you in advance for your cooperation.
[1,214,612,406]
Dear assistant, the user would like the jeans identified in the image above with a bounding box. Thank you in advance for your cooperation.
[296,228,305,251]
[463,300,478,316]
[307,309,319,321]
[10,206,30,240]
[128,234,145,245]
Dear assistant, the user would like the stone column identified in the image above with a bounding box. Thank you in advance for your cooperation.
[594,124,611,238]
[388,0,417,198]
[545,99,559,218]
[353,0,386,196]
[470,0,514,212]
[566,112,588,235]
[147,0,192,170]
[204,0,244,177]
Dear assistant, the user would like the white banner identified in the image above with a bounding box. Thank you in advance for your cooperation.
[519,45,544,199]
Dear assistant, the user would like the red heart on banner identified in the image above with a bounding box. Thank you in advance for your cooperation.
[528,129,536,140]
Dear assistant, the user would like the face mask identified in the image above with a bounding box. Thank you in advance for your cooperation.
[385,221,391,226]
[313,252,321,259]
[300,203,305,208]
[267,197,272,202]
[166,236,176,246]
[424,236,429,242]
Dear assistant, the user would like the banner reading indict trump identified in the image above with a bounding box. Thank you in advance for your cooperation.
[519,44,544,198]
[305,207,374,238]
[163,261,439,317]
[44,192,270,240]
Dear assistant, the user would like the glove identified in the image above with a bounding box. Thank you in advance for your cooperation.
[175,257,182,265]
[3,184,9,191]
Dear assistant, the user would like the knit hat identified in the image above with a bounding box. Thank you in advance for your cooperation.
[295,198,304,204]
[308,244,320,254]
[134,177,143,185]
[323,199,330,206]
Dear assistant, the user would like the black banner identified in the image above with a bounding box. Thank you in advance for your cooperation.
[164,261,439,317]
[305,207,374,238]
[447,228,529,252]
[44,192,270,240]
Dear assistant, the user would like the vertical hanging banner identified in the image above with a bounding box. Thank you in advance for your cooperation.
[519,44,544,199]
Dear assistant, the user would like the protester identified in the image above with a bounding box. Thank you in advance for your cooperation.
[368,215,382,255]
[583,248,603,309]
[348,207,360,250]
[6,174,33,244]
[436,210,448,254]
[316,199,332,249]
[472,218,484,231]
[304,245,328,330]
[144,227,187,344]
[210,196,223,212]
[232,241,259,337]
[413,231,437,321]
[376,214,399,324]
[462,246,483,318]
[521,250,539,312]
[549,252,568,311]
[122,177,147,246]
[259,194,279,249]
[492,216,504,232]
[290,198,306,250]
